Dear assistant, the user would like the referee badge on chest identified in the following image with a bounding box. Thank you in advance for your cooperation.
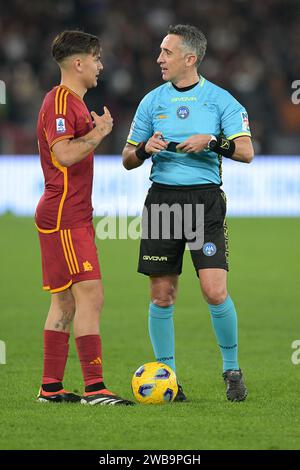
[177,106,189,119]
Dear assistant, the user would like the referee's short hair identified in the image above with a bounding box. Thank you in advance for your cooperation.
[167,24,207,68]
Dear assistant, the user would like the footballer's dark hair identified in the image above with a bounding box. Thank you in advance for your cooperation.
[51,30,101,64]
[167,24,207,68]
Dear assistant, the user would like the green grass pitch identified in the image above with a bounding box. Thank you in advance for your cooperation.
[0,214,299,450]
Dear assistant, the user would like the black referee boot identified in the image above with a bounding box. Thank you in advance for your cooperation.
[173,383,188,402]
[222,369,248,402]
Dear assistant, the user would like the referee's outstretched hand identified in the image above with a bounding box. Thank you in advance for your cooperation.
[145,131,169,154]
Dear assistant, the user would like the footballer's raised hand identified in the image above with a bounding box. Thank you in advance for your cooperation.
[176,134,212,153]
[91,106,113,137]
[145,131,169,154]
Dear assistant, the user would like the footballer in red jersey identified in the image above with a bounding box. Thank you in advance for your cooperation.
[36,30,133,406]
[36,84,100,292]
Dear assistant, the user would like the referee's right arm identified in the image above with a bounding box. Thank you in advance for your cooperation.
[122,132,168,170]
[122,143,145,170]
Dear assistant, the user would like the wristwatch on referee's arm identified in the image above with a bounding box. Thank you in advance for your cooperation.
[207,135,236,158]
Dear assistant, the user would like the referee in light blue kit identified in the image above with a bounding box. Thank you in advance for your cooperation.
[122,24,254,402]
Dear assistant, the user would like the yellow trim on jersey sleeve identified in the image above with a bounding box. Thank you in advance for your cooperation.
[227,132,251,140]
[50,280,73,294]
[127,139,139,146]
[43,285,50,291]
[49,134,74,149]
[50,90,73,147]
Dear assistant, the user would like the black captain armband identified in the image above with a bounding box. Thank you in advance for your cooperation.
[208,136,236,158]
[135,142,151,161]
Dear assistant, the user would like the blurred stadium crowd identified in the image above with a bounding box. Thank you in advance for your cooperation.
[0,0,300,155]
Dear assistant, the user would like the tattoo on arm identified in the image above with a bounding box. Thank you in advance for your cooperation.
[76,135,99,147]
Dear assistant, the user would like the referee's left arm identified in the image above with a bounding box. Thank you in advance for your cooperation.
[229,136,254,164]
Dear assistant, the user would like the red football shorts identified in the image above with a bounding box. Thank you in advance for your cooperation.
[38,224,101,293]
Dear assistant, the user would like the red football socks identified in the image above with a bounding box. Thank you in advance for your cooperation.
[42,330,70,385]
[75,334,103,388]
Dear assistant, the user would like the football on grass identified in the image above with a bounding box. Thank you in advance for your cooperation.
[131,362,178,404]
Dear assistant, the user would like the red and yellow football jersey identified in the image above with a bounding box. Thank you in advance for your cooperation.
[35,85,94,232]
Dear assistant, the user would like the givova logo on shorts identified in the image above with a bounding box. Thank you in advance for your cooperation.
[143,256,168,262]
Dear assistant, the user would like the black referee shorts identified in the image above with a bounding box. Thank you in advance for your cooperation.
[138,183,229,276]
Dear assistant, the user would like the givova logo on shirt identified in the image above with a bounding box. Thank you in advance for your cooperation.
[56,118,66,133]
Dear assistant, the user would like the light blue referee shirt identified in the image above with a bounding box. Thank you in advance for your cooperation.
[127,77,251,185]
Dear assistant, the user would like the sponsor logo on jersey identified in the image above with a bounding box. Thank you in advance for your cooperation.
[177,106,190,119]
[203,242,217,256]
[56,118,66,133]
[171,96,197,102]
